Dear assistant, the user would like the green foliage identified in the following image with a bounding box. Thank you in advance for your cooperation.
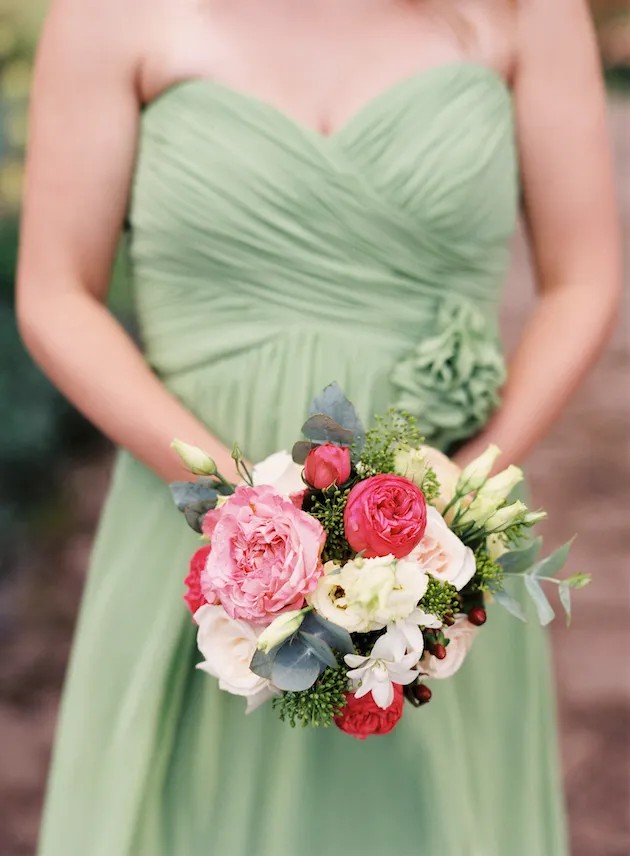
[306,485,353,563]
[272,667,349,728]
[419,465,440,505]
[419,575,460,622]
[358,409,424,476]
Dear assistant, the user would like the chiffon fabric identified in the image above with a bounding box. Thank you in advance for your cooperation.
[38,63,567,855]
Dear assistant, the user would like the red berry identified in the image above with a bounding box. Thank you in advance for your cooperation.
[468,607,487,627]
[443,613,455,627]
[413,684,432,705]
[432,643,447,660]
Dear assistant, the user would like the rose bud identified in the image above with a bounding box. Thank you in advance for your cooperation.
[413,683,432,705]
[304,443,352,490]
[467,606,487,626]
[432,643,447,660]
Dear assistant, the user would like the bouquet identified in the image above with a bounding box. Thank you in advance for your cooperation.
[170,383,589,739]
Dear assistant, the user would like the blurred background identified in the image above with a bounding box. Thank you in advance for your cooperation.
[0,2,628,854]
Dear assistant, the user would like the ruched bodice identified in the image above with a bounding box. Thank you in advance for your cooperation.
[129,62,518,450]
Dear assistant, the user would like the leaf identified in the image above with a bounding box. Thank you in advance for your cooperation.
[565,572,591,590]
[271,637,323,692]
[524,575,555,626]
[493,588,527,622]
[558,582,572,627]
[249,647,278,680]
[306,383,366,453]
[497,538,543,575]
[169,480,221,512]
[292,440,315,464]
[301,414,356,446]
[530,539,575,580]
[298,632,339,669]
[300,612,355,655]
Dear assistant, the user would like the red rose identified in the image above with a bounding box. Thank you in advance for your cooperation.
[289,488,309,510]
[304,444,352,490]
[183,544,213,616]
[335,684,404,739]
[343,474,427,559]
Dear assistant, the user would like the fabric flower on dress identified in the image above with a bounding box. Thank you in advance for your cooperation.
[389,297,506,449]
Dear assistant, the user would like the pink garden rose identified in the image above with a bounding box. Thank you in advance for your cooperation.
[304,444,352,490]
[183,544,216,616]
[202,485,326,624]
[343,474,427,559]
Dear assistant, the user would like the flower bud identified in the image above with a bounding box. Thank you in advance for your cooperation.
[171,439,217,476]
[476,465,523,505]
[522,510,548,527]
[467,607,487,627]
[455,444,501,494]
[484,500,528,533]
[393,445,428,485]
[304,444,352,490]
[256,608,310,654]
[413,683,432,705]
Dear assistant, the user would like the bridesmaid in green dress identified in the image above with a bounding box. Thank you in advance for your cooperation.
[17,1,620,854]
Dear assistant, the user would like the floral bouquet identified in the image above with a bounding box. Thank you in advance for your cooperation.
[170,383,588,739]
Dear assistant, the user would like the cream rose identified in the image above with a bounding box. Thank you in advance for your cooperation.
[393,444,461,513]
[308,555,428,633]
[409,506,476,591]
[420,614,478,679]
[252,450,305,497]
[195,604,276,712]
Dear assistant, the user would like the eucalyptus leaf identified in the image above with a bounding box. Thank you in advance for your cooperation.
[169,480,221,512]
[558,582,572,627]
[298,632,339,669]
[530,539,575,580]
[300,612,355,655]
[307,383,366,452]
[271,638,323,691]
[524,575,555,626]
[301,414,356,446]
[497,538,543,575]
[292,440,315,465]
[249,647,279,680]
[493,589,527,622]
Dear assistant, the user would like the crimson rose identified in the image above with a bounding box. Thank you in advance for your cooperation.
[183,544,213,616]
[335,683,404,739]
[343,474,427,558]
[304,443,352,490]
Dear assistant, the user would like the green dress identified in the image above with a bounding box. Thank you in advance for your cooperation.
[38,63,567,855]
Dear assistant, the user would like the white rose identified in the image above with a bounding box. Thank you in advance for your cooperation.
[195,604,275,712]
[393,444,461,513]
[308,556,428,633]
[252,450,305,497]
[420,615,478,679]
[409,506,476,591]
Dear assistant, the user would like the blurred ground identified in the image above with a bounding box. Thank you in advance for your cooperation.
[0,99,629,856]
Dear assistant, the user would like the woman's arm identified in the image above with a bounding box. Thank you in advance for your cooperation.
[16,0,241,484]
[455,0,622,469]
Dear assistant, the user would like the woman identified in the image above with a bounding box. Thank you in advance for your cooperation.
[17,0,620,854]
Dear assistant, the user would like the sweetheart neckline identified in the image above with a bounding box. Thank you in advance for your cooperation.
[141,61,512,142]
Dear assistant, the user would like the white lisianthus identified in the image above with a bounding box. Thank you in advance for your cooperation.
[486,533,508,561]
[345,627,420,709]
[408,506,476,591]
[256,607,310,654]
[420,615,478,679]
[252,450,305,497]
[394,444,462,513]
[171,439,217,476]
[307,555,428,633]
[195,604,276,712]
[475,465,523,506]
[455,444,501,494]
